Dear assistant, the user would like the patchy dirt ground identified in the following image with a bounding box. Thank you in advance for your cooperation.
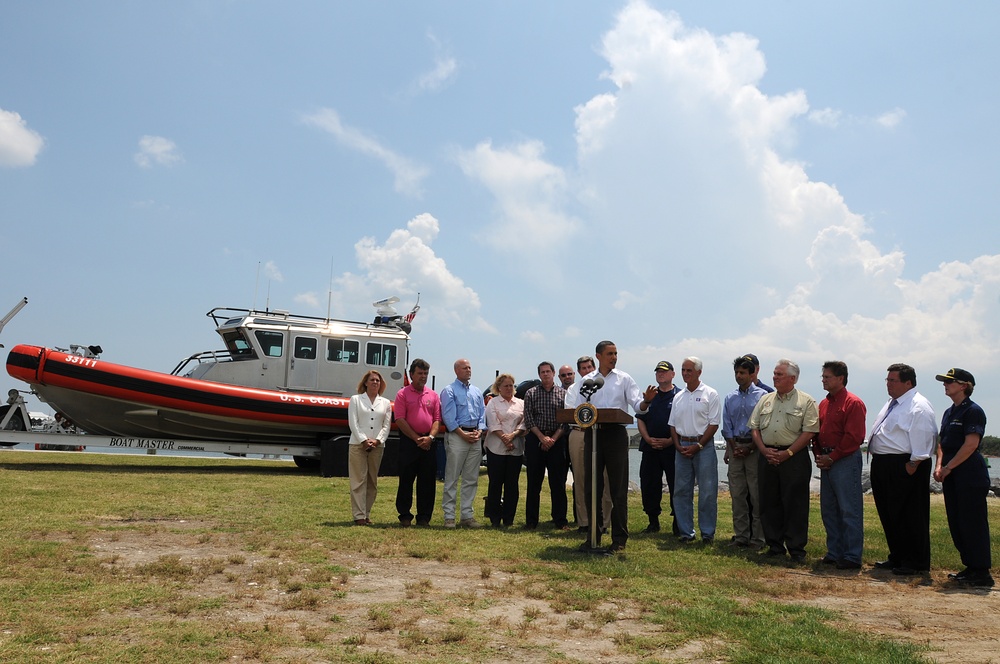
[87,519,997,663]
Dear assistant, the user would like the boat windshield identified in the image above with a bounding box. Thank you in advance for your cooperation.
[221,330,257,360]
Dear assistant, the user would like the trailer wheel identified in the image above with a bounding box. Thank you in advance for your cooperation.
[1,406,26,432]
[293,455,320,470]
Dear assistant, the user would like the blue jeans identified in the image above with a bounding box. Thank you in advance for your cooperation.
[820,449,864,563]
[673,443,718,539]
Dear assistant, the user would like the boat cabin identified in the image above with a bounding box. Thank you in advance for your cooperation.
[172,307,410,397]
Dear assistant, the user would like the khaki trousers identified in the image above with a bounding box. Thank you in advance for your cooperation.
[349,443,385,521]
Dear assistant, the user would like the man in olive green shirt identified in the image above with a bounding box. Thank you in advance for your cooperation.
[749,359,819,562]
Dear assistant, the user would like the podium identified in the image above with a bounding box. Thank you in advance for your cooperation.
[557,408,634,553]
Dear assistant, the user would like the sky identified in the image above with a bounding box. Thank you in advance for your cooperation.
[2,1,999,432]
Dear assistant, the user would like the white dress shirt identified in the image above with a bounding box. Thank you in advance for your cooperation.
[565,368,648,415]
[867,387,936,461]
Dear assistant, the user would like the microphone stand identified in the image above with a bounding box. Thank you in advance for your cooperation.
[578,378,607,554]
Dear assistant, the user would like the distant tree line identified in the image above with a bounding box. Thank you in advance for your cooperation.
[981,435,1000,457]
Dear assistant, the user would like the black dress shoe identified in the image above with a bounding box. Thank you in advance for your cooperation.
[576,525,589,533]
[643,523,660,534]
[892,566,918,576]
[819,556,838,566]
[963,571,995,588]
[952,569,995,587]
[763,547,786,557]
[872,560,894,570]
[607,543,626,553]
[836,560,862,570]
[678,535,695,543]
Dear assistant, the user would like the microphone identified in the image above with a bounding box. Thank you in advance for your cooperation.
[593,375,605,390]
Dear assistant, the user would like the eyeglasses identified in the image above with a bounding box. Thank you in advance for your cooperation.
[558,373,573,377]
[942,379,966,386]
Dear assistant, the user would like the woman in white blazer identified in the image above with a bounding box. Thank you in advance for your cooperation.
[347,370,393,525]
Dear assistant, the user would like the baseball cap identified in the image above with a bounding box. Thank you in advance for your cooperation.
[935,367,975,386]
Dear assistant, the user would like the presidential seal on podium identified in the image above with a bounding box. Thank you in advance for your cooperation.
[573,402,598,428]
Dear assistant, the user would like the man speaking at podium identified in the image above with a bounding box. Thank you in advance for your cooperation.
[566,340,655,553]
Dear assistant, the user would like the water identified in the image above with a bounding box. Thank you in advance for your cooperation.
[625,446,999,489]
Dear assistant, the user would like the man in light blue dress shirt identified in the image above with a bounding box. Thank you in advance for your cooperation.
[440,358,487,528]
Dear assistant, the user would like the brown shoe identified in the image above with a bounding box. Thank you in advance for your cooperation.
[354,519,366,526]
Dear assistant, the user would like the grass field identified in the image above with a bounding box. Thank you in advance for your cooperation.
[1,450,996,663]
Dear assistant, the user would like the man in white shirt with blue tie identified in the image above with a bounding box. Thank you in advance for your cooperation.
[868,363,936,575]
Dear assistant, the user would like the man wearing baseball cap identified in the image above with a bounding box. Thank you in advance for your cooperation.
[636,361,681,534]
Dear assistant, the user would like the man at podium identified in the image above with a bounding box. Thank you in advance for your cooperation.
[566,340,655,553]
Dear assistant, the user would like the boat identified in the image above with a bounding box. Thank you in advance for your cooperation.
[4,299,417,453]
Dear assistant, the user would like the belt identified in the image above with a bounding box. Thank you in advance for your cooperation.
[679,436,701,442]
[457,426,479,433]
[764,445,790,450]
[734,436,753,444]
[569,425,583,431]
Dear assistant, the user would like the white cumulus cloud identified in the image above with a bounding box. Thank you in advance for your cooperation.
[461,0,1000,416]
[333,213,495,333]
[134,135,183,168]
[455,139,580,252]
[876,107,907,129]
[808,107,842,128]
[0,108,45,167]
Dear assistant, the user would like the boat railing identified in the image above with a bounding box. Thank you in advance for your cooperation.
[171,349,235,376]
[206,306,410,333]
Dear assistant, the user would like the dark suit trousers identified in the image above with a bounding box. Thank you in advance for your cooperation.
[942,455,992,570]
[524,433,569,527]
[639,446,677,532]
[757,449,811,557]
[871,453,931,570]
[584,424,629,547]
[395,434,438,523]
[485,449,522,526]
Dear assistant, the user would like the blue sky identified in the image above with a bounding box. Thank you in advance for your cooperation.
[3,1,999,429]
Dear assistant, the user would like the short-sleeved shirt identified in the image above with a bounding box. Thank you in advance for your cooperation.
[748,388,819,447]
[939,398,987,457]
[868,388,936,461]
[394,384,441,436]
[668,382,721,438]
[636,385,680,450]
